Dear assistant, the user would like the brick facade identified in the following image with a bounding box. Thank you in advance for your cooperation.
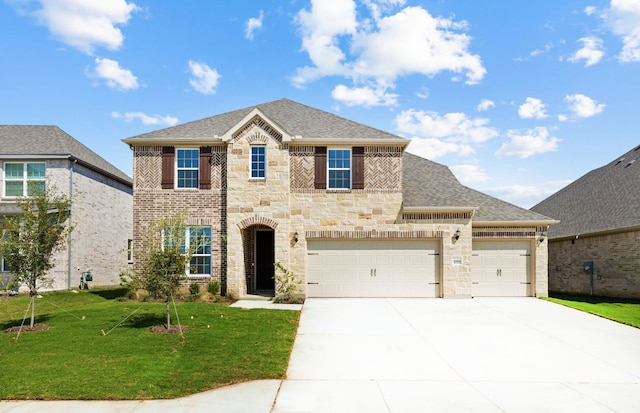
[548,230,640,298]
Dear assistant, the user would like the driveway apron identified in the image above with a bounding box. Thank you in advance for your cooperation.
[273,298,640,413]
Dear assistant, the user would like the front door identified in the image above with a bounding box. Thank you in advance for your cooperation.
[255,230,275,290]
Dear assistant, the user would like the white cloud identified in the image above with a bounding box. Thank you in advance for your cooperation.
[569,36,605,66]
[331,84,398,107]
[603,0,640,62]
[91,58,138,90]
[495,127,560,159]
[111,111,178,126]
[395,109,499,144]
[245,10,264,40]
[477,99,495,112]
[585,6,597,16]
[565,93,605,118]
[450,163,492,183]
[557,114,569,122]
[293,2,486,105]
[488,180,573,209]
[13,0,139,54]
[406,138,474,159]
[530,42,553,57]
[518,97,548,119]
[188,60,221,95]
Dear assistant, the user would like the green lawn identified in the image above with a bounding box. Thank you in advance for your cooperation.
[543,293,640,328]
[0,288,299,400]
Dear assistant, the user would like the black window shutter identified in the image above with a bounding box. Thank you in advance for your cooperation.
[314,147,327,189]
[352,147,364,189]
[161,146,175,189]
[199,146,212,189]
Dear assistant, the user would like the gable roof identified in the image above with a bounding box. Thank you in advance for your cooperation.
[403,152,555,224]
[0,125,132,186]
[531,144,640,239]
[122,98,407,145]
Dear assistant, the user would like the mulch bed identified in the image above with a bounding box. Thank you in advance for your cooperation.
[5,324,50,333]
[150,325,189,334]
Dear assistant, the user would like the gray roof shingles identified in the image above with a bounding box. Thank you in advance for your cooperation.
[0,125,132,185]
[123,98,404,142]
[531,145,640,238]
[403,152,554,223]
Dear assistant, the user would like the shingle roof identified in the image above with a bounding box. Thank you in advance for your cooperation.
[531,144,640,238]
[0,125,132,186]
[123,98,405,142]
[403,152,555,223]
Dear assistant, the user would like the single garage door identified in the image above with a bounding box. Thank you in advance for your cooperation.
[306,239,440,297]
[471,241,531,297]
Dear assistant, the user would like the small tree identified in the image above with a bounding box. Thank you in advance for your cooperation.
[0,185,72,328]
[131,215,204,328]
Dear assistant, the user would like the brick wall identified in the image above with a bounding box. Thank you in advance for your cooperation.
[548,229,640,298]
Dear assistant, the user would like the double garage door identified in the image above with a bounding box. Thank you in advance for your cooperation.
[471,241,532,297]
[306,239,440,298]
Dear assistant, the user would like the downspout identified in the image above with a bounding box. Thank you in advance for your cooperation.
[67,159,76,290]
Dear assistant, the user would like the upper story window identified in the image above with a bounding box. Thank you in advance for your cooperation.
[251,145,266,179]
[327,149,351,189]
[3,162,46,197]
[176,149,199,189]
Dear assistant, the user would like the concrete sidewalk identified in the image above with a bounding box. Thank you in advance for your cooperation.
[2,298,640,412]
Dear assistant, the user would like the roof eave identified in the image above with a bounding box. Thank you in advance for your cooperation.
[403,206,479,213]
[474,220,560,227]
[550,224,640,241]
[291,138,409,146]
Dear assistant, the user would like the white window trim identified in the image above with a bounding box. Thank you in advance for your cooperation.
[161,226,212,277]
[250,145,266,179]
[3,162,46,197]
[327,148,352,190]
[175,148,200,189]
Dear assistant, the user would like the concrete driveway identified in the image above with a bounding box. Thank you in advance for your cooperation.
[273,298,640,413]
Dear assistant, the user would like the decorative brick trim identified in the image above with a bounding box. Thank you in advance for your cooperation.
[233,116,283,144]
[291,188,400,194]
[365,146,404,154]
[245,131,270,144]
[238,216,279,230]
[403,212,473,220]
[305,230,442,239]
[473,226,539,238]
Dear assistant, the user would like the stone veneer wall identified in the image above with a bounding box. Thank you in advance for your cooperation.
[548,229,640,298]
[132,146,225,284]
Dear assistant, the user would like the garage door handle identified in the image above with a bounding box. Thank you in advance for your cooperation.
[428,282,439,285]
[472,282,479,284]
[307,282,319,285]
[520,282,531,285]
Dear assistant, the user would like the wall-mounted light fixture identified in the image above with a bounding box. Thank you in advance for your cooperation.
[537,230,546,246]
[454,229,461,241]
[293,232,299,243]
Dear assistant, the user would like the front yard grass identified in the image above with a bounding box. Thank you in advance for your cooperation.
[0,288,299,400]
[543,293,640,328]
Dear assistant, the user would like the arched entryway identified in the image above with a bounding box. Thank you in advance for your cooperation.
[243,224,275,294]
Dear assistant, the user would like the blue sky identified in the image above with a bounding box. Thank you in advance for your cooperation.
[1,0,638,208]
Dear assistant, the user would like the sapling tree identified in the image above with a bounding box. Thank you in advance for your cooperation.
[0,185,72,328]
[131,215,208,328]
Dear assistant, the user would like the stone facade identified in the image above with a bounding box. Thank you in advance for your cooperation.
[548,230,640,298]
[128,112,550,298]
[0,158,132,290]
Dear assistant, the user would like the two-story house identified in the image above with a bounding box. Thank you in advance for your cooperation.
[1,125,133,290]
[123,99,556,298]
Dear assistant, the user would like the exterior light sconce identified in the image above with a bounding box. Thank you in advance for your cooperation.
[454,229,461,241]
[537,232,546,246]
[293,232,299,243]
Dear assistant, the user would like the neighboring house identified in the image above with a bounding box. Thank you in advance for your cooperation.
[0,126,133,291]
[123,99,556,298]
[531,145,640,298]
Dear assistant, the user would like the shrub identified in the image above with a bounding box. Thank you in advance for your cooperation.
[207,280,221,296]
[189,283,200,296]
[273,262,302,304]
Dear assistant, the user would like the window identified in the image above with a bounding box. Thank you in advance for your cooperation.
[4,162,46,197]
[127,239,133,263]
[251,146,266,179]
[163,226,211,277]
[176,149,199,189]
[327,149,351,189]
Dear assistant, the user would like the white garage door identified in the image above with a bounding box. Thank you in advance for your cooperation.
[306,239,440,297]
[471,241,531,297]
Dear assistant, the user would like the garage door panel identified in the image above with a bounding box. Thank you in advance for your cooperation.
[472,241,531,297]
[307,240,440,298]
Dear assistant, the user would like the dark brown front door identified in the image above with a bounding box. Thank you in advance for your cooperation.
[255,230,275,290]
